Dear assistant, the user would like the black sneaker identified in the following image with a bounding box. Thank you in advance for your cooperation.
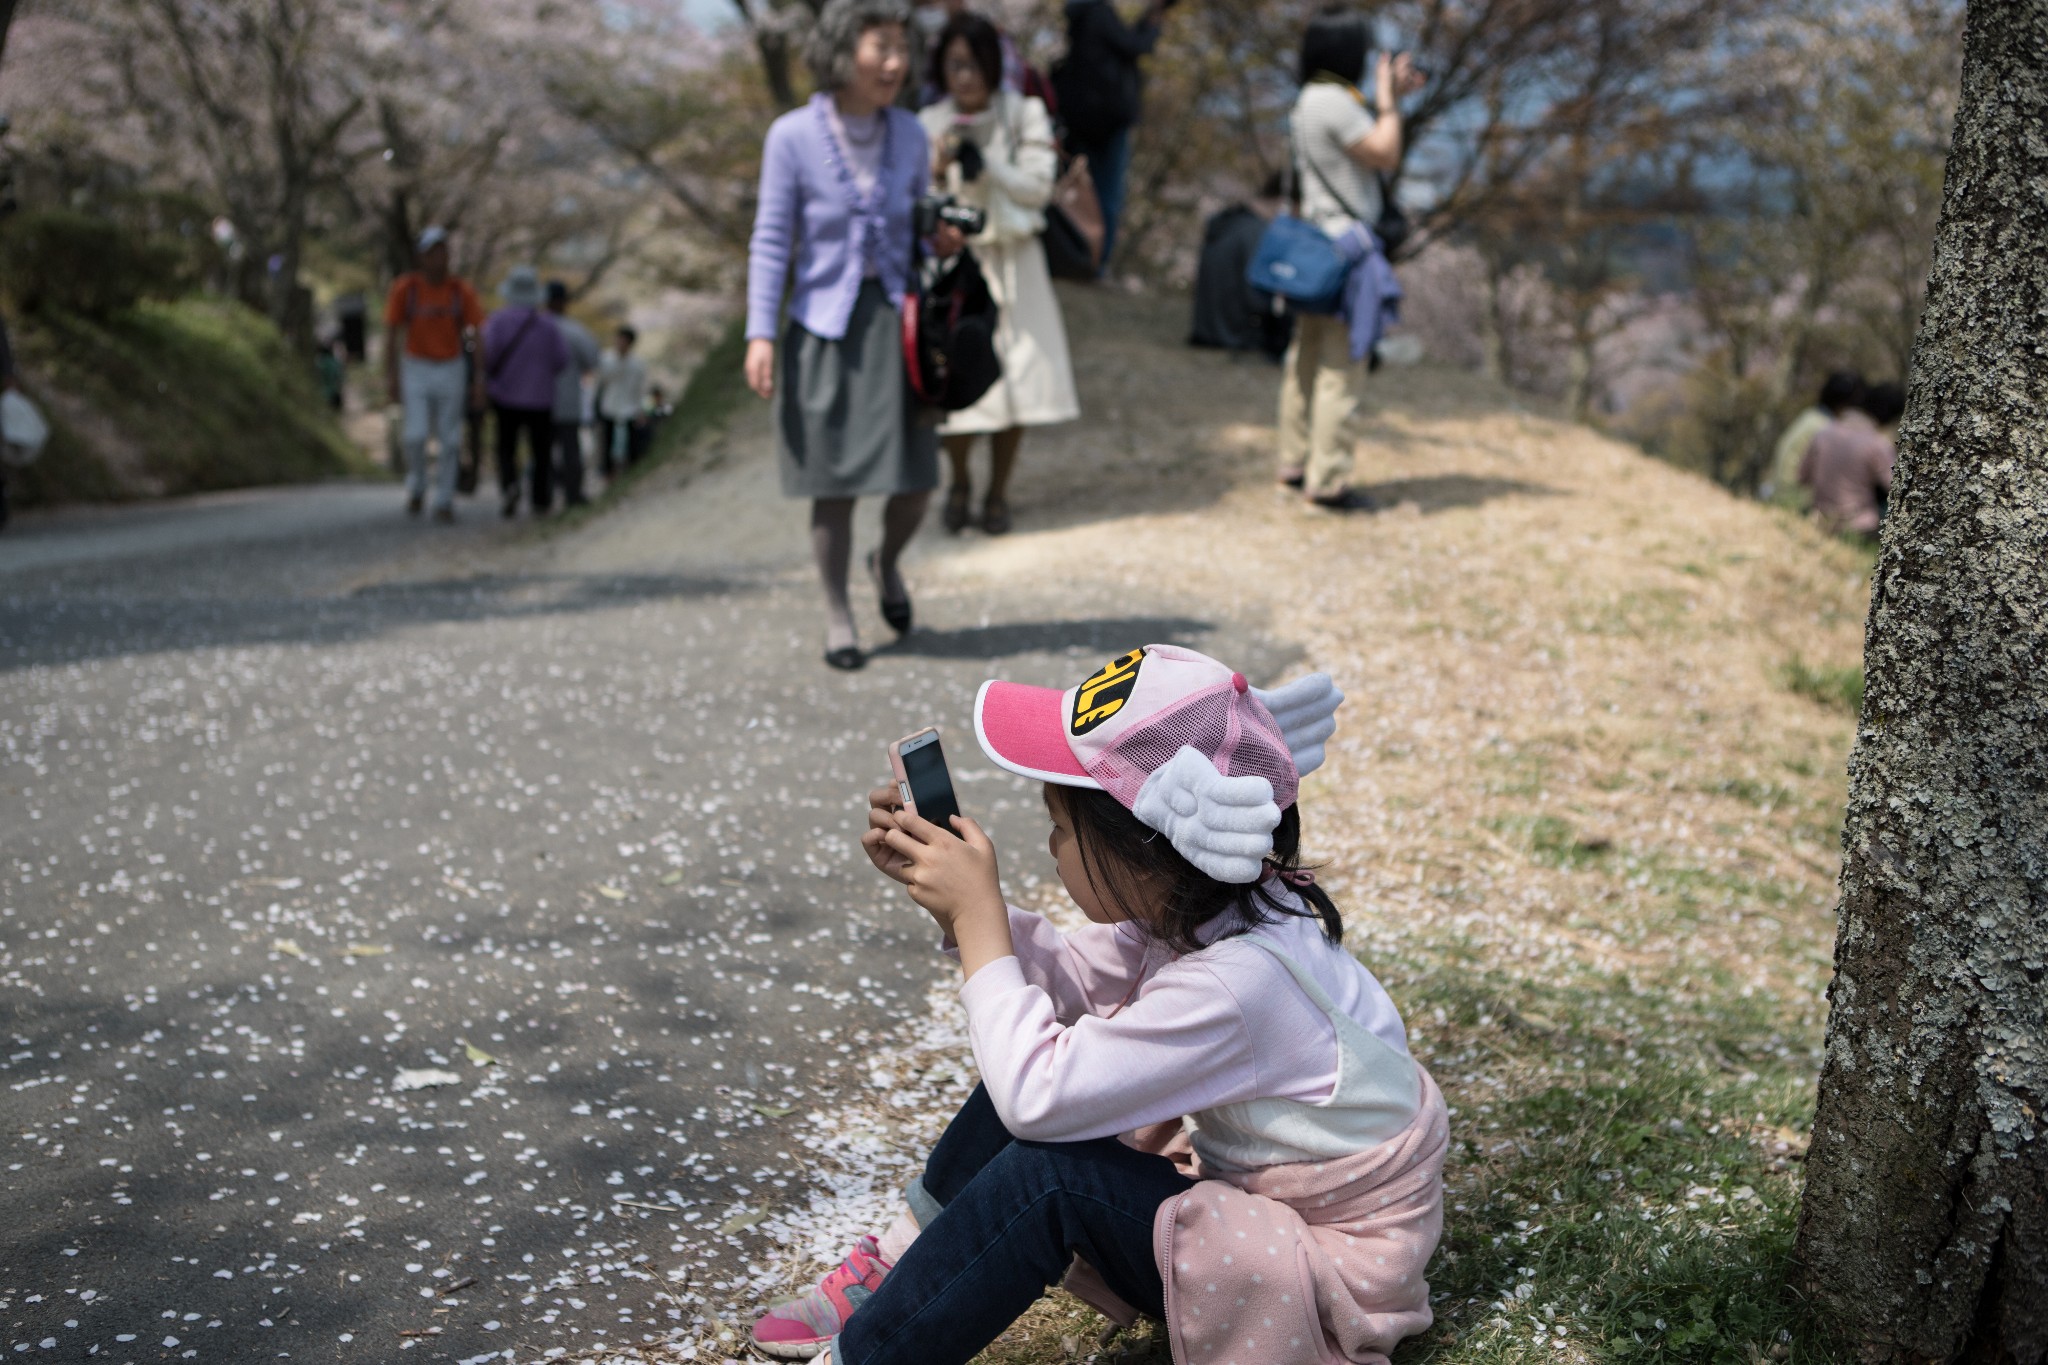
[1310,488,1380,513]
[406,493,424,517]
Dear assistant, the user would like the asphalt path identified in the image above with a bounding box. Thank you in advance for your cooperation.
[0,449,1287,1363]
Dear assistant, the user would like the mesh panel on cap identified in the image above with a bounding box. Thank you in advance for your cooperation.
[1086,686,1299,810]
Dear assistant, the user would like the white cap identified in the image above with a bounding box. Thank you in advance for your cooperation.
[416,225,449,252]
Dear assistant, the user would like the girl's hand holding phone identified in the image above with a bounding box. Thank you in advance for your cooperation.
[861,783,917,886]
[883,807,1001,923]
[866,798,1014,977]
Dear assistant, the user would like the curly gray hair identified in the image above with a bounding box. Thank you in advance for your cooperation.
[805,0,912,92]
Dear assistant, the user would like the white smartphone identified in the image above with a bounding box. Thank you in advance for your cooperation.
[887,727,962,829]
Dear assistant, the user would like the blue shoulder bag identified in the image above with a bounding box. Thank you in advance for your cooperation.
[1246,103,1375,315]
[1247,213,1351,315]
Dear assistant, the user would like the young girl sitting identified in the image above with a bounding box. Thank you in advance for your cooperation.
[750,644,1449,1364]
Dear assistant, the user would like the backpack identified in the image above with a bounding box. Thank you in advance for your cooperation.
[901,249,1002,411]
[999,93,1101,281]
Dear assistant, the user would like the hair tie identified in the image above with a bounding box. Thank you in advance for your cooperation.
[1264,860,1316,889]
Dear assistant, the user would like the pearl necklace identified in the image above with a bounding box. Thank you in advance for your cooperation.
[839,109,884,146]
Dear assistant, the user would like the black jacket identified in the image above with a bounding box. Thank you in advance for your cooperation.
[1189,205,1293,360]
[1052,0,1160,144]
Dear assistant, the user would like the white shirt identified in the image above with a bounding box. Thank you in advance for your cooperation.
[1293,82,1384,236]
[596,351,648,421]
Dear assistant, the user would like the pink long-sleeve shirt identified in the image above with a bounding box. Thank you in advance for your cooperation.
[955,893,1413,1144]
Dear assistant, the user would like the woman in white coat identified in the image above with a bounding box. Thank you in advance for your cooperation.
[919,12,1080,536]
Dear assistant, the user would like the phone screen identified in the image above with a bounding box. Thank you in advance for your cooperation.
[901,736,961,829]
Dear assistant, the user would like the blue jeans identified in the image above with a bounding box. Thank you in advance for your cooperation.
[835,1084,1193,1365]
[1074,127,1134,274]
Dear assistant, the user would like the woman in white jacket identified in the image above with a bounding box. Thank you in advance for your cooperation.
[919,13,1080,536]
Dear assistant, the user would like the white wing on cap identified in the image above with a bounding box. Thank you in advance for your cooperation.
[1131,746,1282,884]
[1251,673,1345,777]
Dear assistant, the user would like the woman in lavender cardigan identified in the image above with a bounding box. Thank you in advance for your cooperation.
[745,0,961,672]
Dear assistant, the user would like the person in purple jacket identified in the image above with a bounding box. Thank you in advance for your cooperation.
[483,265,571,518]
[744,0,965,672]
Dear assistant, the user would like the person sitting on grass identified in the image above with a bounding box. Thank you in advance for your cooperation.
[749,644,1450,1365]
[1765,370,1862,510]
[1799,379,1905,545]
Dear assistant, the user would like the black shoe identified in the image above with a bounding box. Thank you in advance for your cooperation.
[1310,488,1380,513]
[1279,470,1305,490]
[500,491,519,519]
[406,493,424,516]
[823,646,866,671]
[867,551,912,636]
[942,483,972,534]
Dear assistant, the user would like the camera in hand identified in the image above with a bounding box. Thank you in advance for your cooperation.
[916,194,987,240]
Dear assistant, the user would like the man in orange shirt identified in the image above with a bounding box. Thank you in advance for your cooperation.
[385,227,485,521]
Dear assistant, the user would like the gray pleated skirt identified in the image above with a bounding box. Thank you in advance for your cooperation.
[777,278,939,500]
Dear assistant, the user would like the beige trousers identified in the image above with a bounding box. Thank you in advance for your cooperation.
[1276,312,1361,497]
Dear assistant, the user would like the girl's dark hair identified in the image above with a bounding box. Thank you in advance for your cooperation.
[931,12,1004,101]
[1298,7,1370,86]
[1052,786,1344,955]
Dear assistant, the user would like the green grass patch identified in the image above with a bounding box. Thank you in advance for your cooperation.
[550,318,749,532]
[10,297,367,508]
[1570,587,1691,638]
[1486,814,1614,870]
[1414,1067,1824,1365]
[1779,658,1862,715]
[1362,946,1839,1365]
[1705,777,1806,811]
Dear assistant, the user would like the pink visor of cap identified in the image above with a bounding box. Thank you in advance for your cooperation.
[972,644,1300,810]
[972,678,1097,787]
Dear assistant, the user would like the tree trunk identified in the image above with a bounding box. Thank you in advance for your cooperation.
[755,29,799,111]
[1565,307,1596,423]
[269,178,309,338]
[0,0,20,73]
[1793,2,2048,1360]
[1479,247,1512,385]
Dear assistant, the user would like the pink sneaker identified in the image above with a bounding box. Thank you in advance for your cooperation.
[749,1234,892,1359]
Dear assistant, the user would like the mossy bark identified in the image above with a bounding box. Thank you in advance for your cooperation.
[1794,2,2048,1359]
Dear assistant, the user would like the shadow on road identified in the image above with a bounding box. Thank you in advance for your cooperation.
[0,570,759,672]
[1361,473,1562,513]
[871,615,1219,661]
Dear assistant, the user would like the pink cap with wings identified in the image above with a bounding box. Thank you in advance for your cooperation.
[972,644,1300,811]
